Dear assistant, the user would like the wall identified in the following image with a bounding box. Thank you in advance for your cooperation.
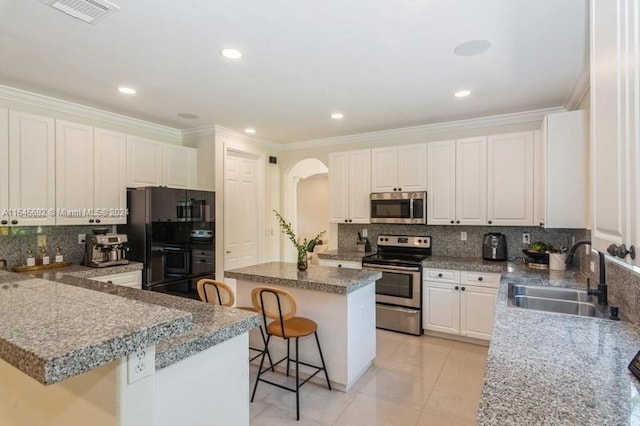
[296,174,329,243]
[338,223,588,259]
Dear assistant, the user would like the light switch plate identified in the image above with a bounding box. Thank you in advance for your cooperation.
[362,229,368,238]
[460,231,467,241]
[522,233,531,244]
[78,233,86,244]
[127,346,155,384]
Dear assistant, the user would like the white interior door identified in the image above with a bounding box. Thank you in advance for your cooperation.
[224,150,260,270]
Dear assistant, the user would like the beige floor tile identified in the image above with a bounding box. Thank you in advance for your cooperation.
[417,405,477,426]
[436,358,486,393]
[423,383,481,424]
[383,345,448,380]
[333,393,423,426]
[249,403,324,426]
[360,368,437,409]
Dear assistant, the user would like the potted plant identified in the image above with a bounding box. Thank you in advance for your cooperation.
[274,210,325,271]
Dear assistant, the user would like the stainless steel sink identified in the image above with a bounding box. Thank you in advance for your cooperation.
[507,283,604,318]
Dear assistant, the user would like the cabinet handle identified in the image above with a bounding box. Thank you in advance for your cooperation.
[96,219,101,224]
[456,220,460,224]
[488,220,492,225]
[89,219,95,223]
[461,286,466,291]
[344,219,348,223]
[349,219,353,223]
[398,188,402,191]
[632,245,637,260]
[338,264,342,268]
[107,280,113,284]
[539,221,545,227]
[478,277,483,281]
[393,188,397,191]
[0,220,7,225]
[450,220,454,224]
[438,273,443,277]
[454,286,459,290]
[11,220,17,225]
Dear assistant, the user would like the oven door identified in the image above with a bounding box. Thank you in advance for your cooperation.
[365,264,421,308]
[163,245,190,277]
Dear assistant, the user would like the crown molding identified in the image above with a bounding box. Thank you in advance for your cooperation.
[565,66,590,110]
[0,85,183,143]
[281,106,566,151]
[182,125,216,139]
[212,125,282,151]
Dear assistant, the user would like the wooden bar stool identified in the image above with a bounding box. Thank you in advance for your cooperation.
[196,279,274,368]
[250,286,331,421]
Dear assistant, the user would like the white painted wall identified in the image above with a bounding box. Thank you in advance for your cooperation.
[297,174,329,243]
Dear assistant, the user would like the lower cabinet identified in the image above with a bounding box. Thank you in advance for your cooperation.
[317,259,362,270]
[92,270,142,289]
[422,268,499,340]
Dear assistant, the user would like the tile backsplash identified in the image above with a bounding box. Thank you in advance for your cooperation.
[0,225,103,268]
[338,224,589,259]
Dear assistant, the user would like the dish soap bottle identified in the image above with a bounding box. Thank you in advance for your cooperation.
[26,249,36,267]
[54,246,63,263]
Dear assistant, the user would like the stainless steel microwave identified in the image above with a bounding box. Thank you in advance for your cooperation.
[370,192,427,224]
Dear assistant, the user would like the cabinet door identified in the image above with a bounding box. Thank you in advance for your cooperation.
[163,145,197,189]
[349,149,371,223]
[328,152,349,223]
[460,285,497,340]
[398,143,427,192]
[0,109,8,226]
[629,0,640,266]
[55,120,95,225]
[456,137,487,225]
[371,147,398,192]
[94,128,127,225]
[127,135,163,187]
[422,281,460,334]
[427,140,456,225]
[8,111,55,226]
[487,132,534,226]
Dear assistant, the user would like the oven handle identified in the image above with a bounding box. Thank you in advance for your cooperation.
[363,264,421,273]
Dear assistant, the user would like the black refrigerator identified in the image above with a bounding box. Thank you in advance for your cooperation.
[120,187,215,299]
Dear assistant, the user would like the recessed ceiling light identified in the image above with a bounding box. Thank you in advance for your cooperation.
[117,86,136,95]
[177,112,200,120]
[221,48,243,59]
[454,39,492,57]
[245,128,256,134]
[454,90,471,98]
[331,112,344,120]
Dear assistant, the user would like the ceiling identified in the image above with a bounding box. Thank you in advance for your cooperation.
[0,0,589,143]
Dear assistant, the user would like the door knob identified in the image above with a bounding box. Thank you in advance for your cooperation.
[225,251,231,254]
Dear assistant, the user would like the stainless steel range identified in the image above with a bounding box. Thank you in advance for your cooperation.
[362,235,431,335]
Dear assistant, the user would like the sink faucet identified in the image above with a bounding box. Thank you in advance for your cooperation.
[565,240,591,265]
[588,251,608,305]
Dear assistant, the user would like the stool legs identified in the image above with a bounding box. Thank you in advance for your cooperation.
[251,334,271,403]
[295,337,300,421]
[314,331,331,390]
[286,339,291,377]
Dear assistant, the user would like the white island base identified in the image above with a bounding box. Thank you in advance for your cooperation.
[234,279,376,392]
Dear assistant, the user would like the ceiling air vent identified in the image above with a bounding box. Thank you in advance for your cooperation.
[42,0,120,24]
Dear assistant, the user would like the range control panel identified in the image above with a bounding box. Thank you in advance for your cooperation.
[377,235,431,248]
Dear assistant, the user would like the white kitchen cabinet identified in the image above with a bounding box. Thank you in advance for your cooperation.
[371,143,426,193]
[7,111,56,226]
[0,108,8,225]
[536,111,588,229]
[127,135,163,187]
[591,0,640,266]
[127,136,198,189]
[427,140,456,225]
[487,132,534,226]
[456,137,487,225]
[92,270,142,289]
[317,259,362,269]
[423,268,499,340]
[328,149,371,224]
[56,122,127,225]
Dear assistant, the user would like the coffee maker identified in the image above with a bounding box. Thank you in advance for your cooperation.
[482,233,507,261]
[85,230,129,267]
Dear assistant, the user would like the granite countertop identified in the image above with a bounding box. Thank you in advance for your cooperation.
[317,250,372,262]
[477,264,640,425]
[422,256,506,273]
[225,262,382,295]
[22,261,143,280]
[0,270,191,385]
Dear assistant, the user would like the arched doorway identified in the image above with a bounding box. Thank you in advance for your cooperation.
[282,158,329,262]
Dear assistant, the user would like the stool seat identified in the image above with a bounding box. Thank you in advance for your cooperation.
[267,317,317,338]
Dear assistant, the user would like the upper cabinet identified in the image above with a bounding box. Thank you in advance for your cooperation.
[371,144,427,193]
[56,122,127,225]
[427,140,456,225]
[329,149,371,223]
[591,0,639,265]
[0,109,8,225]
[536,111,588,229]
[487,132,534,226]
[127,136,197,189]
[7,111,56,226]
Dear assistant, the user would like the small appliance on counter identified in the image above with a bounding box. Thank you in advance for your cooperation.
[84,229,129,268]
[482,233,507,261]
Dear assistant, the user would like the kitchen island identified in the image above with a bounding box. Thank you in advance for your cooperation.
[226,262,382,391]
[0,268,260,426]
[477,264,640,424]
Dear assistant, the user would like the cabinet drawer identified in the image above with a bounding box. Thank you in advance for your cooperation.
[92,271,142,289]
[460,271,501,288]
[318,259,362,270]
[423,268,460,283]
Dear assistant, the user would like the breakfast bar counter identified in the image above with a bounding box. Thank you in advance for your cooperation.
[226,262,382,391]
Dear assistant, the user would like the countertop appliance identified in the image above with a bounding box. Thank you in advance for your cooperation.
[120,187,215,298]
[362,235,432,335]
[483,233,507,261]
[370,192,427,225]
[84,230,129,268]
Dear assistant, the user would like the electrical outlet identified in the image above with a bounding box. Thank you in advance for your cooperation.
[78,233,86,244]
[37,235,47,248]
[460,231,467,241]
[590,261,595,272]
[522,233,531,244]
[362,229,368,238]
[127,346,155,384]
